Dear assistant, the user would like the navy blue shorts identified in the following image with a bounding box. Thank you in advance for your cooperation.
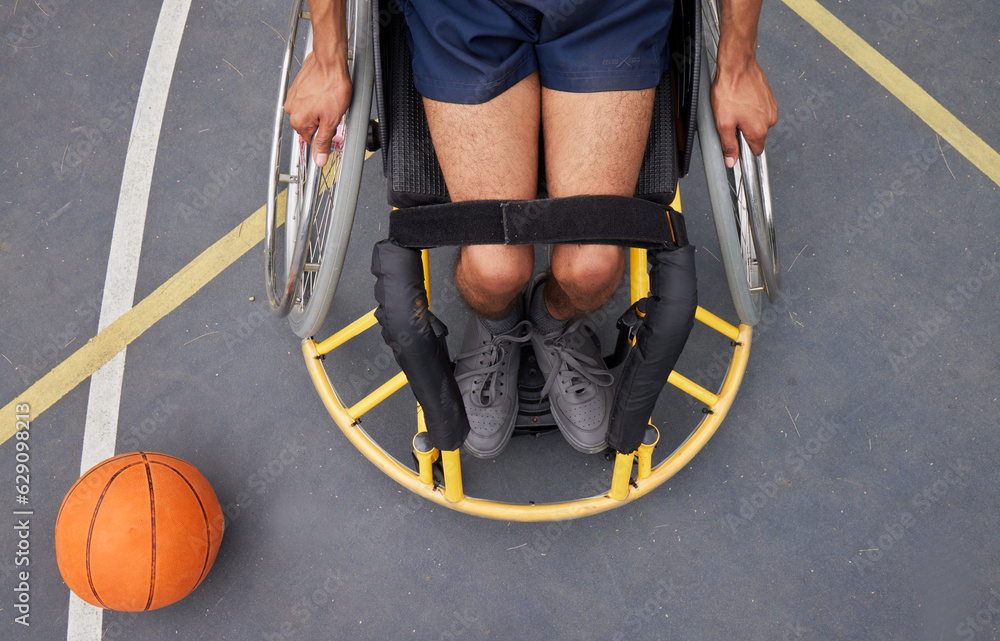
[398,0,674,104]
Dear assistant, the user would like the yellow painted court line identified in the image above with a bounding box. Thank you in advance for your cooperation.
[0,195,283,442]
[782,0,1000,187]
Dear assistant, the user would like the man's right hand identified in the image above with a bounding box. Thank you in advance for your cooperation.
[284,53,352,167]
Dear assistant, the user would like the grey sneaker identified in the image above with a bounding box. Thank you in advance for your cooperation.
[527,281,614,454]
[454,315,533,458]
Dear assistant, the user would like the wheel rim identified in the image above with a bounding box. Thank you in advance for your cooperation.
[265,0,309,317]
[297,131,345,313]
[287,0,358,325]
[747,148,781,302]
[730,150,763,308]
[699,0,782,319]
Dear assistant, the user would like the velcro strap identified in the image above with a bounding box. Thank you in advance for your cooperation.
[389,195,687,249]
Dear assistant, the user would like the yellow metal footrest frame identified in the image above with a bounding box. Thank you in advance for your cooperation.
[302,311,750,522]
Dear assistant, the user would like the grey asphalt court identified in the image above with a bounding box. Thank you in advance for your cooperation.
[1,1,998,640]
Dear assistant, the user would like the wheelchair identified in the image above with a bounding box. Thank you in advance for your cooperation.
[265,0,782,521]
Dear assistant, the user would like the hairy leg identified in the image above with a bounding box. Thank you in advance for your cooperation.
[423,73,541,318]
[541,86,655,320]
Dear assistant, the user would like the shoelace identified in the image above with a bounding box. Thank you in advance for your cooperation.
[454,320,534,408]
[538,319,614,403]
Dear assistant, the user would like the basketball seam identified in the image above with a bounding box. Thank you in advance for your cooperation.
[141,453,156,611]
[86,459,146,610]
[57,452,135,526]
[149,461,214,589]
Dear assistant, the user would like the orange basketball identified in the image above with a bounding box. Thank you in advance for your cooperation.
[55,452,224,611]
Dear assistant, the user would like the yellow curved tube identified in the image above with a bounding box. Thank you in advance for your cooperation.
[302,320,751,522]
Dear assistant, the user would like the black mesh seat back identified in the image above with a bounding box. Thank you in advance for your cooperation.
[374,1,450,207]
[374,1,694,208]
[635,74,679,206]
[668,0,701,179]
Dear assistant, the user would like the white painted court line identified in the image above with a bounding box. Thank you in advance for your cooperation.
[68,0,193,638]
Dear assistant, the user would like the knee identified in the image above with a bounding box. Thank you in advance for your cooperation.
[458,245,534,300]
[552,245,624,293]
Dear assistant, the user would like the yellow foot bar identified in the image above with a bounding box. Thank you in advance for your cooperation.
[695,306,740,342]
[346,371,408,420]
[667,370,720,407]
[316,308,378,355]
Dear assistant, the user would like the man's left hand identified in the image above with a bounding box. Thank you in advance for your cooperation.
[711,57,778,167]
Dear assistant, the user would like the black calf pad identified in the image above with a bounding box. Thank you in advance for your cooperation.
[371,240,470,451]
[389,195,688,250]
[607,244,698,454]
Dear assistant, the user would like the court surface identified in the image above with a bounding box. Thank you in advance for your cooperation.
[1,0,998,639]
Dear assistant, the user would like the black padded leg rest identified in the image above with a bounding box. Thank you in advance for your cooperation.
[371,240,470,451]
[607,244,698,454]
[389,195,688,250]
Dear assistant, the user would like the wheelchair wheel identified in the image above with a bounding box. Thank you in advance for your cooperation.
[697,0,781,327]
[265,0,375,338]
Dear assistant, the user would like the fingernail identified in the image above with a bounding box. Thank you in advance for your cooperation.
[316,152,328,167]
[725,156,736,169]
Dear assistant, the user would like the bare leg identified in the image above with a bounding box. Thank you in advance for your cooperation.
[541,87,655,319]
[423,73,541,319]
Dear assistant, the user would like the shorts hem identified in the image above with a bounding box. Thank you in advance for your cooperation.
[539,70,664,94]
[412,50,538,105]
